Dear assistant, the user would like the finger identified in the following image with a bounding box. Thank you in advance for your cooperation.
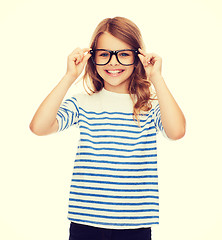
[78,53,84,64]
[138,48,153,61]
[139,49,160,63]
[138,48,146,57]
[75,51,91,65]
[138,49,152,65]
[82,52,92,65]
[74,52,84,65]
[75,56,81,65]
[68,49,80,63]
[138,54,150,67]
[149,55,162,66]
[75,48,92,64]
[82,47,92,54]
[147,53,161,62]
[70,47,81,56]
[138,53,145,63]
[69,48,84,58]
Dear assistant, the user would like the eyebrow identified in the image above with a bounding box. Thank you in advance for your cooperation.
[93,48,136,51]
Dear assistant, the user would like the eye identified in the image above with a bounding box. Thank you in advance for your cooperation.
[119,52,129,57]
[97,51,110,57]
[118,51,133,57]
[100,53,109,57]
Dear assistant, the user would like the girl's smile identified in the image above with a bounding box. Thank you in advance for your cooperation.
[104,68,125,77]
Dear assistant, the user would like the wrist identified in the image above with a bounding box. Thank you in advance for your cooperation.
[150,74,164,87]
[63,73,77,85]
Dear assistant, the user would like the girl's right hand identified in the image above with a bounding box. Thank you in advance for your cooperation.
[66,47,92,82]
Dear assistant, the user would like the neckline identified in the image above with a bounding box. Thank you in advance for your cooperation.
[101,88,131,98]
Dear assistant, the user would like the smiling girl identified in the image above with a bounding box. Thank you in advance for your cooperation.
[30,17,186,240]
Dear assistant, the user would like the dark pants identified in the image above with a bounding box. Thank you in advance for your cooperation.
[69,222,152,240]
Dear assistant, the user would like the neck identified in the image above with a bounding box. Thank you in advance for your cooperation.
[103,80,130,94]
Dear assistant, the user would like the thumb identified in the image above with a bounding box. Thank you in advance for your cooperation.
[138,53,144,63]
[138,54,147,67]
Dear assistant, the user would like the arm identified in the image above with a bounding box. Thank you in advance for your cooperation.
[138,49,186,140]
[29,48,91,136]
[152,75,186,140]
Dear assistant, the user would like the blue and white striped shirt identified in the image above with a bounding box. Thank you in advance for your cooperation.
[56,87,167,229]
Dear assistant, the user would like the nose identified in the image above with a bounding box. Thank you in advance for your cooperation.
[109,53,119,65]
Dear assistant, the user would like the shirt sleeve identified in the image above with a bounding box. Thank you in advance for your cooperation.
[56,96,79,132]
[153,103,169,138]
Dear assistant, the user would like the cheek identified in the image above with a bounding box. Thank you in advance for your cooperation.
[126,66,135,76]
[95,66,103,76]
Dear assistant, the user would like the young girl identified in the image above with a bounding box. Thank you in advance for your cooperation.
[30,17,186,240]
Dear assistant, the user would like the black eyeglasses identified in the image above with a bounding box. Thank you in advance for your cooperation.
[90,49,138,66]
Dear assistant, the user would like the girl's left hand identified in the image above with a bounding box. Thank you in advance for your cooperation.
[138,48,162,83]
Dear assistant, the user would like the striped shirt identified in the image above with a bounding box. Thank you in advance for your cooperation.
[56,87,167,229]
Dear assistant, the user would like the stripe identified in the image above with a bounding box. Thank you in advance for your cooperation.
[79,125,156,134]
[73,166,157,172]
[69,198,159,206]
[59,107,76,126]
[75,159,157,165]
[68,211,159,220]
[69,205,159,212]
[66,98,79,115]
[78,146,157,153]
[79,112,153,126]
[78,118,154,128]
[72,173,158,178]
[79,107,133,116]
[56,112,64,131]
[69,191,159,199]
[70,185,158,192]
[76,152,157,158]
[79,115,135,122]
[68,217,159,227]
[80,138,156,146]
[80,132,156,140]
[71,179,158,185]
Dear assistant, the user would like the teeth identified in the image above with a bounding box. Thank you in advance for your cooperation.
[107,70,123,74]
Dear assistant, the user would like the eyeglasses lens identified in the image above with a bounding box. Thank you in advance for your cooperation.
[94,50,135,65]
[94,50,110,65]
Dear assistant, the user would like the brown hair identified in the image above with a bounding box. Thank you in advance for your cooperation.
[83,17,155,127]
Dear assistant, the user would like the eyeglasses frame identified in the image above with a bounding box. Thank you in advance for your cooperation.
[90,49,139,66]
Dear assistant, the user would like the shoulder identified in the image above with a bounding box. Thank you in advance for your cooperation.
[139,100,159,116]
[69,90,102,110]
[151,99,159,109]
[74,90,101,101]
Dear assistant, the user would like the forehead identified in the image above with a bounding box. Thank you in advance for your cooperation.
[96,32,132,50]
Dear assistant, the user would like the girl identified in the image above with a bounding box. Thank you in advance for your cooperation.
[30,17,186,240]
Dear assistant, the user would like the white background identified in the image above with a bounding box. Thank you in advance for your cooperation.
[1,0,222,239]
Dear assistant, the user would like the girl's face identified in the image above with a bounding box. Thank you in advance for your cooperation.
[95,32,135,94]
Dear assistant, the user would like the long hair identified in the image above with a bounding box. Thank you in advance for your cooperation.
[83,17,155,126]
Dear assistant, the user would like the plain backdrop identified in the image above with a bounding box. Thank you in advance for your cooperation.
[1,0,222,239]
